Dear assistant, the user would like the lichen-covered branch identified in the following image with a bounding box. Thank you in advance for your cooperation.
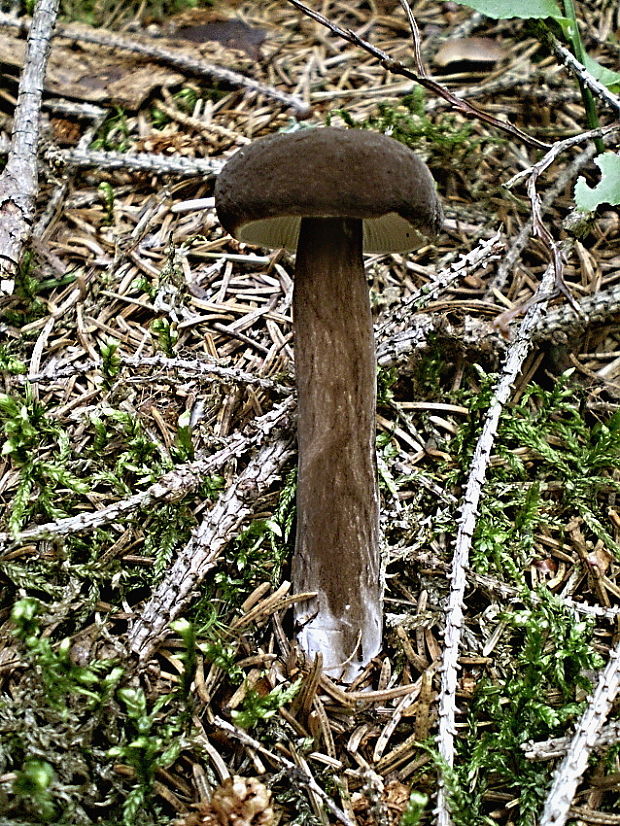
[0,0,59,297]
[523,721,620,761]
[546,33,620,114]
[538,640,620,826]
[376,233,504,340]
[377,278,620,369]
[22,353,288,392]
[435,262,557,826]
[46,146,222,177]
[128,431,294,661]
[0,399,293,551]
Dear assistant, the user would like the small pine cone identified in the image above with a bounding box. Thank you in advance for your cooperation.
[210,776,274,826]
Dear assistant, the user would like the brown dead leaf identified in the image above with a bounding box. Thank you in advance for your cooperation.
[177,20,266,61]
[0,29,183,109]
[434,37,506,68]
[164,9,267,60]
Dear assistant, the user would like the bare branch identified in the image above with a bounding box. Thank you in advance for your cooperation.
[0,399,294,552]
[128,430,294,661]
[487,141,599,296]
[0,0,60,298]
[503,125,619,305]
[505,124,620,190]
[435,261,558,826]
[286,0,550,150]
[539,640,620,826]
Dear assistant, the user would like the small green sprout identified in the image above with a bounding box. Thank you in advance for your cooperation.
[98,181,116,224]
[12,760,57,822]
[150,317,179,357]
[400,791,429,826]
[231,679,302,730]
[100,338,121,379]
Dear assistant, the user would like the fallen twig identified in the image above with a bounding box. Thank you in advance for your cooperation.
[286,0,550,150]
[396,0,425,77]
[436,261,558,826]
[0,0,59,298]
[45,146,222,177]
[128,429,294,661]
[523,721,620,761]
[0,398,294,551]
[377,278,620,369]
[376,233,504,340]
[391,548,620,620]
[503,125,619,304]
[506,125,620,191]
[20,353,288,392]
[539,639,620,826]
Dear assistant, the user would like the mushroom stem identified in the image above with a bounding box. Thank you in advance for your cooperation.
[292,216,381,681]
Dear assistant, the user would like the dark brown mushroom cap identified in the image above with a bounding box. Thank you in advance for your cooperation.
[214,127,443,253]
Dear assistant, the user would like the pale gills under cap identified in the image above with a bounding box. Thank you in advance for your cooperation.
[214,127,443,254]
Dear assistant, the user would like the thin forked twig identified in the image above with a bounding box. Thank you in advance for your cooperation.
[286,0,550,150]
[504,124,619,306]
[505,124,620,190]
[396,0,426,77]
[486,141,599,296]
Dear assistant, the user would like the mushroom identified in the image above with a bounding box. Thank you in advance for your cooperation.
[215,127,442,681]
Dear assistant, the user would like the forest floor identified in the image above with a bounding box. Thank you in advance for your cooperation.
[0,0,619,824]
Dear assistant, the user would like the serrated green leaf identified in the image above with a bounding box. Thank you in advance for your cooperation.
[450,0,561,18]
[574,152,620,210]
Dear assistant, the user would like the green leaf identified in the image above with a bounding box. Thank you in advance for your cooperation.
[575,152,620,210]
[450,0,561,18]
[583,53,620,92]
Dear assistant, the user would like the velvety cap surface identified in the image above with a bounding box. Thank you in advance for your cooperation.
[214,127,443,253]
